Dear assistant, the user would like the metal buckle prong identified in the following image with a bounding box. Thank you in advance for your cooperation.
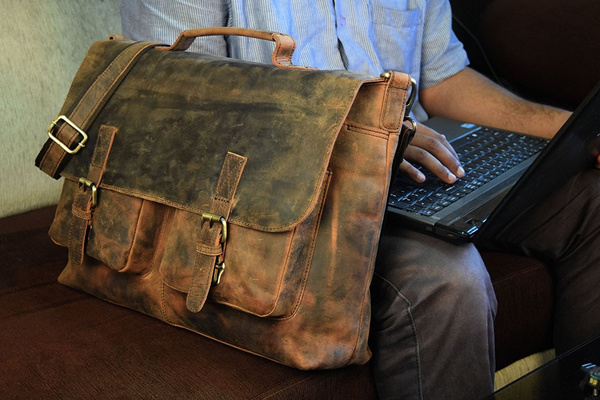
[47,115,88,154]
[213,262,226,285]
[202,212,228,286]
[202,213,228,243]
[78,177,98,207]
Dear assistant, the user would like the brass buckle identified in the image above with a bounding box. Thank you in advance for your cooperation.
[47,115,88,154]
[202,213,228,285]
[78,177,98,207]
[202,213,228,243]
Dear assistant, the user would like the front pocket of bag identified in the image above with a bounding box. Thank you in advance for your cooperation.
[50,179,169,274]
[159,171,331,318]
[87,191,169,274]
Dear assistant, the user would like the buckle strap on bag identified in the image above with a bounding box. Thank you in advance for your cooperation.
[380,71,416,132]
[379,71,418,177]
[68,125,117,265]
[186,152,247,313]
[36,40,157,179]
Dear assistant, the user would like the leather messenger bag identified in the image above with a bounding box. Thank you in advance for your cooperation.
[35,28,416,369]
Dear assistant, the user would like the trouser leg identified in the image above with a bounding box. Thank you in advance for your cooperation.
[479,168,600,354]
[370,222,497,400]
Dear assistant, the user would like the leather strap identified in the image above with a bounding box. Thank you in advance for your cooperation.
[159,27,299,69]
[68,125,117,265]
[36,41,157,179]
[186,152,247,313]
[380,71,411,132]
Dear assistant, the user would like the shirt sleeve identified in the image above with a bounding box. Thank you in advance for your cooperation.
[120,0,230,57]
[418,0,469,89]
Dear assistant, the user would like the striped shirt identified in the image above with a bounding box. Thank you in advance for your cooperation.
[121,0,469,121]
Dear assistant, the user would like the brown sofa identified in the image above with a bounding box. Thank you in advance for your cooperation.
[450,0,600,110]
[0,209,553,399]
[1,206,378,399]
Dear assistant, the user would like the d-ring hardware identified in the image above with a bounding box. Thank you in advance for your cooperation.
[405,78,417,115]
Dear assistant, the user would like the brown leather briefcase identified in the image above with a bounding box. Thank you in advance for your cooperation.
[35,28,415,369]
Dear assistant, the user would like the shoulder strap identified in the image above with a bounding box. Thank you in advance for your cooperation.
[35,41,158,179]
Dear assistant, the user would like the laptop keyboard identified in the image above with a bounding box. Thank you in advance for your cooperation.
[389,128,548,216]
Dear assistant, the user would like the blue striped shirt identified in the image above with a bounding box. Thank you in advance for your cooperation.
[121,0,469,121]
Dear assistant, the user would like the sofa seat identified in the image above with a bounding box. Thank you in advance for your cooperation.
[1,206,554,398]
[0,206,377,400]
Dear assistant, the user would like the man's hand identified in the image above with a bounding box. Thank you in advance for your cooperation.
[399,123,465,184]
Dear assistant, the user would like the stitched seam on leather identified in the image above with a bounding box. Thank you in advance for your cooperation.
[264,225,297,316]
[345,124,389,139]
[213,171,331,317]
[122,199,145,271]
[213,196,229,205]
[276,170,332,321]
[160,282,169,322]
[216,153,246,201]
[92,183,202,210]
[68,210,82,262]
[344,121,388,135]
[213,230,294,316]
[381,76,409,132]
[344,138,392,366]
[381,88,403,132]
[139,205,172,278]
[69,43,153,129]
[196,242,222,256]
[71,207,91,220]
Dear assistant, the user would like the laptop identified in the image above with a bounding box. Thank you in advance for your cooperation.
[387,80,600,242]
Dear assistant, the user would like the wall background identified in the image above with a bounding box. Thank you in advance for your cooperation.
[1,0,121,218]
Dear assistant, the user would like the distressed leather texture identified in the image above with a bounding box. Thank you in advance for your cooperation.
[37,29,413,369]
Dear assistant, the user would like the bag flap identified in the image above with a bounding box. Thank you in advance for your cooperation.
[59,40,376,232]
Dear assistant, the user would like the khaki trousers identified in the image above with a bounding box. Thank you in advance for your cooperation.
[370,169,600,400]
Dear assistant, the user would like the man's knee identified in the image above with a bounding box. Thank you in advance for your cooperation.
[374,228,497,319]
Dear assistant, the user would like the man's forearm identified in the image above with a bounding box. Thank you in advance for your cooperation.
[419,67,570,139]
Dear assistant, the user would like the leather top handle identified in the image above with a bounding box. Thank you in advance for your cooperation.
[159,27,299,69]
